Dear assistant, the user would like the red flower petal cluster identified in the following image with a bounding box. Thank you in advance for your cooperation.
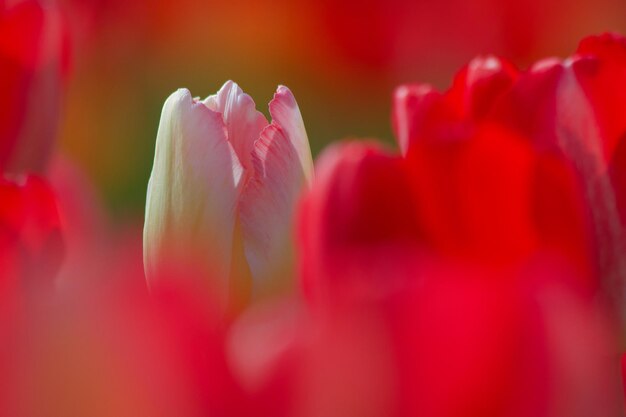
[293,33,626,416]
[2,26,626,416]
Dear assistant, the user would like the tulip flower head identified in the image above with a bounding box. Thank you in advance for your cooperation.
[144,81,313,312]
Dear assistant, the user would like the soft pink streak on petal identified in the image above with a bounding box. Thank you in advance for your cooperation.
[239,86,313,294]
[203,80,268,175]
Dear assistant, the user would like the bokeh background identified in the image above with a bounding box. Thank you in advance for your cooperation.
[56,0,626,220]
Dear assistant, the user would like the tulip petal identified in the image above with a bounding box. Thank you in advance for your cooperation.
[448,55,518,121]
[144,89,243,306]
[493,56,626,313]
[392,84,442,155]
[297,141,425,304]
[239,86,313,294]
[203,81,268,175]
[268,86,314,185]
[392,57,516,156]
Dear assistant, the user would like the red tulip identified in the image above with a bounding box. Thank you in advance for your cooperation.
[391,33,626,315]
[295,33,626,416]
[0,0,70,174]
[0,174,63,298]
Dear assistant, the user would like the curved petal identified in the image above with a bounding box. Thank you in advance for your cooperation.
[239,86,313,295]
[392,56,516,156]
[448,55,518,121]
[203,80,268,174]
[493,55,626,315]
[297,141,424,304]
[392,84,442,155]
[267,86,314,184]
[143,89,243,308]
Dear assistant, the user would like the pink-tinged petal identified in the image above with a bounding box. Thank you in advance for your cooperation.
[268,85,314,184]
[238,127,301,294]
[144,89,243,310]
[239,86,313,295]
[203,80,268,175]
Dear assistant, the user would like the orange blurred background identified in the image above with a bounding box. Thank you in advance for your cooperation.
[56,0,626,219]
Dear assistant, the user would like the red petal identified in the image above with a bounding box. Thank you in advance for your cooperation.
[297,141,423,304]
[0,175,64,296]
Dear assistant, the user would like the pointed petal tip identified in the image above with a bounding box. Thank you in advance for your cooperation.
[219,79,240,93]
[275,84,291,95]
[163,88,197,112]
[267,84,313,183]
[271,85,297,108]
[393,83,437,101]
[171,88,192,100]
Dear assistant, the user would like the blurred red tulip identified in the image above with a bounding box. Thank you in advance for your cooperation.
[390,33,626,315]
[0,175,63,298]
[294,33,626,416]
[388,260,621,417]
[0,276,243,417]
[0,0,70,174]
[491,33,626,313]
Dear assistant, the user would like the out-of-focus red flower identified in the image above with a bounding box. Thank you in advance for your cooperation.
[490,33,626,312]
[390,33,626,316]
[0,175,63,299]
[295,33,625,416]
[297,141,425,305]
[0,275,244,417]
[227,261,622,417]
[0,0,70,174]
[389,260,620,417]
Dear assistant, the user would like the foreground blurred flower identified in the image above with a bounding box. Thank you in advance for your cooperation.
[391,32,626,319]
[0,175,63,306]
[0,0,70,174]
[144,81,313,312]
[294,33,626,416]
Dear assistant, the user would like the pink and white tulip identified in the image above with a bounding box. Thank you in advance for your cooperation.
[143,81,313,312]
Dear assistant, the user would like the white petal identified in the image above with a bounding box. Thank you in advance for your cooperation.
[144,89,243,307]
